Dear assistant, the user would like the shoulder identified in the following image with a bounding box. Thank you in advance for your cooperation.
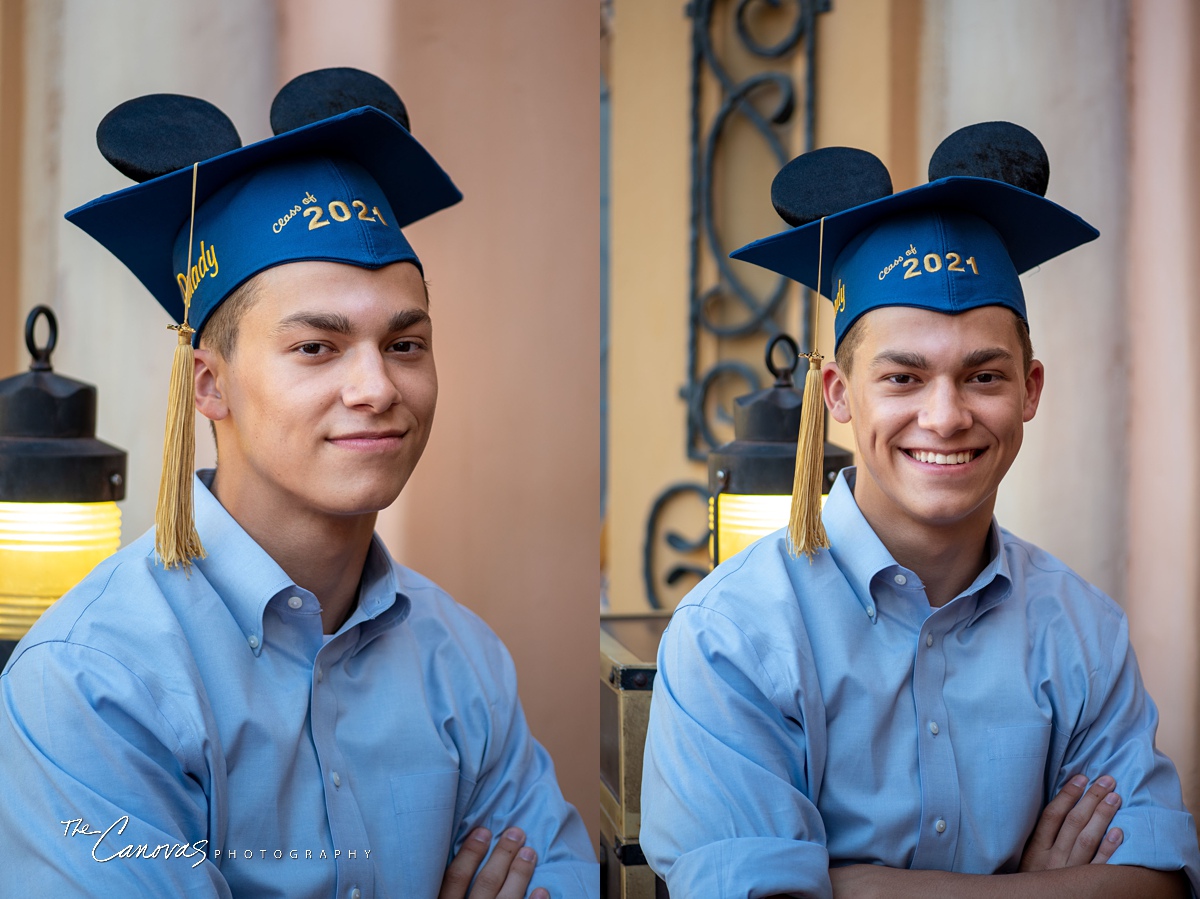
[4,528,176,669]
[997,527,1129,657]
[663,532,819,697]
[389,562,519,690]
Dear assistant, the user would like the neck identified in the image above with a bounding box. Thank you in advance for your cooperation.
[851,477,995,608]
[209,469,377,634]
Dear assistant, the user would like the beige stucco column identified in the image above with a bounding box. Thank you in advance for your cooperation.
[1126,0,1200,813]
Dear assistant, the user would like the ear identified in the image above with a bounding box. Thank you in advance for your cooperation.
[823,359,852,424]
[193,348,229,422]
[1022,358,1045,422]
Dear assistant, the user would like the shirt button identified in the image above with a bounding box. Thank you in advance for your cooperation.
[928,721,940,735]
[350,889,361,899]
[247,635,259,649]
[926,634,934,647]
[866,605,876,618]
[935,818,947,834]
[894,573,907,585]
[331,771,341,788]
[288,595,303,610]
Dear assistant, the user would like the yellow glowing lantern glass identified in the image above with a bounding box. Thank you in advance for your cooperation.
[708,335,851,567]
[0,502,122,640]
[0,307,126,653]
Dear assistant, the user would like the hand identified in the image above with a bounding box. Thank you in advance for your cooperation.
[1019,773,1123,871]
[438,826,549,899]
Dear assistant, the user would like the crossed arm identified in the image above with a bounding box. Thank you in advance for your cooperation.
[817,775,1191,899]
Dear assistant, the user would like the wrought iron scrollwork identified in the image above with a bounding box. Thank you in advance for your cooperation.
[642,0,826,608]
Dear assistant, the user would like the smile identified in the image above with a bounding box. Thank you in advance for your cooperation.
[903,449,983,466]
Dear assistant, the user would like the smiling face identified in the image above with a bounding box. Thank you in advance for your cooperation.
[824,305,1044,540]
[194,259,436,525]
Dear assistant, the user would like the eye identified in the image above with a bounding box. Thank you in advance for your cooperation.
[886,373,917,385]
[296,342,328,356]
[971,371,1003,384]
[390,339,422,354]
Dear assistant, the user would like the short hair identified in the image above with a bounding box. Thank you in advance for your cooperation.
[197,275,261,360]
[833,308,1034,376]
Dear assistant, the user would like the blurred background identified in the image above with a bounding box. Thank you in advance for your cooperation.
[0,0,598,846]
[603,0,1200,824]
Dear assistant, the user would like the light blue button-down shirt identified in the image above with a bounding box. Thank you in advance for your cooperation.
[641,468,1200,899]
[0,471,596,898]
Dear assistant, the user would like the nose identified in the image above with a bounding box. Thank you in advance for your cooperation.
[341,347,401,413]
[918,377,972,437]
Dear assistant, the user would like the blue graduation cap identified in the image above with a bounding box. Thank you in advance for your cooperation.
[730,122,1099,348]
[728,122,1099,559]
[63,68,461,571]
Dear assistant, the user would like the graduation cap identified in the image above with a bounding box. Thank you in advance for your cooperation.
[65,67,462,571]
[729,122,1099,558]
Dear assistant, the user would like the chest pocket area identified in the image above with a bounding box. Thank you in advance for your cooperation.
[987,724,1053,861]
[391,770,461,849]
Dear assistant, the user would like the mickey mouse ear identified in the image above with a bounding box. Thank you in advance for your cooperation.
[928,121,1049,197]
[270,67,410,136]
[96,94,242,183]
[771,147,893,227]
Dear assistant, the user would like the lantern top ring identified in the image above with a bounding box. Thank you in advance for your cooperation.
[24,306,57,373]
[765,332,800,387]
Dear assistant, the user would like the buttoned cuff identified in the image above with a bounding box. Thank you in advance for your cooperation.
[664,837,831,899]
[1109,807,1200,897]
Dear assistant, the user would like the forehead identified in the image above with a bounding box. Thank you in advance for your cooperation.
[855,305,1022,360]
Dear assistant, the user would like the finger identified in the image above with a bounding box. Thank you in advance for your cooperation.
[1090,827,1123,865]
[469,827,526,899]
[439,828,492,899]
[530,890,550,899]
[495,846,537,899]
[1066,790,1121,867]
[1050,775,1115,865]
[1027,774,1088,853]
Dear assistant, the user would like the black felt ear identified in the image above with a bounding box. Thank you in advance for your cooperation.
[270,67,410,136]
[771,147,893,227]
[928,121,1049,196]
[96,94,242,183]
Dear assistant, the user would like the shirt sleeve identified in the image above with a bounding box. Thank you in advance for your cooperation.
[452,632,598,899]
[0,641,232,897]
[1055,613,1200,894]
[640,605,833,899]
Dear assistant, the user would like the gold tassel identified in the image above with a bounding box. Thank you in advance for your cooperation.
[787,213,831,560]
[155,324,205,570]
[155,160,205,571]
[787,352,829,558]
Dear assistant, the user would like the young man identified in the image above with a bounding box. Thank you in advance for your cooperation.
[640,126,1200,898]
[0,71,596,898]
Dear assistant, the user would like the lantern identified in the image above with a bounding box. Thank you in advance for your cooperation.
[708,334,852,566]
[0,306,126,664]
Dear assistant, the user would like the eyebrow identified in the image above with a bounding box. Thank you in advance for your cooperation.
[869,346,1015,371]
[271,307,431,337]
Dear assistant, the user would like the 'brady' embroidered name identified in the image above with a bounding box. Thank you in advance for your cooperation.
[176,241,219,302]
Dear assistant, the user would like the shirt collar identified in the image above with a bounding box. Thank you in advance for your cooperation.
[190,470,409,653]
[822,467,1013,621]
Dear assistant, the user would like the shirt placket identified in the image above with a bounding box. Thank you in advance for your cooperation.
[911,605,962,870]
[311,641,377,899]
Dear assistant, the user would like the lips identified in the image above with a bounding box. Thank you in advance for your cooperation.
[328,430,405,441]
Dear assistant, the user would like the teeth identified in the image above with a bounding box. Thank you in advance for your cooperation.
[912,450,973,465]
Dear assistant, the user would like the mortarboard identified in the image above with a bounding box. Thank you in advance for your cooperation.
[729,122,1099,557]
[65,67,462,571]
